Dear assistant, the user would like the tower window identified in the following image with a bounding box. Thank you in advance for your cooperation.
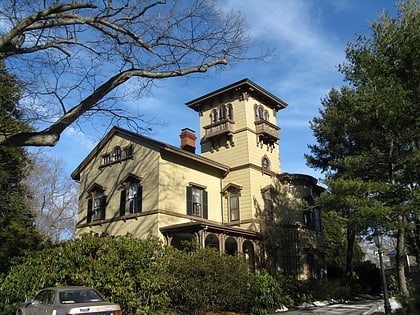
[255,105,269,120]
[262,156,271,172]
[211,109,218,123]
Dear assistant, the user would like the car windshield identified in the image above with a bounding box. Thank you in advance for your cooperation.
[59,289,105,304]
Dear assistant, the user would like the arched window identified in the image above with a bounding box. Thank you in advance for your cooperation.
[262,156,271,171]
[113,146,121,161]
[211,109,218,123]
[219,105,227,120]
[258,106,265,120]
[227,103,233,120]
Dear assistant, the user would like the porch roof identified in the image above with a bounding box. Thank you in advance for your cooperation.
[160,221,260,239]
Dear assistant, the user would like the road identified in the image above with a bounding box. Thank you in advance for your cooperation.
[271,300,386,315]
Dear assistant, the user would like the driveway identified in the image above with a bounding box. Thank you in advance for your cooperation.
[271,299,399,315]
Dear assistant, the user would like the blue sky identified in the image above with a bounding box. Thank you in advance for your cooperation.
[45,0,398,182]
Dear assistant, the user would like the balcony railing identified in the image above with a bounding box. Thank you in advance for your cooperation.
[203,120,235,139]
[255,119,279,140]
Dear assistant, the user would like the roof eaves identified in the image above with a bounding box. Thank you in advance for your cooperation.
[185,78,288,111]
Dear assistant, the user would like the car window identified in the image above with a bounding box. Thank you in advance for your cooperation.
[59,289,105,304]
[45,290,55,305]
[33,291,47,304]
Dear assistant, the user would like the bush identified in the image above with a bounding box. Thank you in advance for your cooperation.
[165,246,255,314]
[1,234,261,315]
[354,261,381,294]
[0,234,172,315]
[4,234,366,315]
[251,271,287,315]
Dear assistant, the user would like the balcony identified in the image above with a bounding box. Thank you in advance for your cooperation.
[203,120,235,139]
[203,120,235,150]
[255,119,279,150]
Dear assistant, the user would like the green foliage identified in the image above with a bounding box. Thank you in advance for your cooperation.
[320,179,384,276]
[0,63,44,275]
[0,234,172,315]
[275,275,356,305]
[165,245,256,314]
[353,261,381,294]
[1,234,268,315]
[387,273,416,298]
[306,0,419,296]
[3,233,386,314]
[250,271,287,315]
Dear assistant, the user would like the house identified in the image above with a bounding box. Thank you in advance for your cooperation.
[71,78,325,279]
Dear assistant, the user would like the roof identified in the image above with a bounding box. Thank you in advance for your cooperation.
[185,78,288,112]
[159,221,260,239]
[71,126,229,181]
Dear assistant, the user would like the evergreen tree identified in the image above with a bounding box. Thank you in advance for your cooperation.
[0,63,44,274]
[306,0,419,297]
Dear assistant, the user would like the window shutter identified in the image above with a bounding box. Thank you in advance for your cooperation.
[137,185,142,213]
[186,186,192,215]
[119,189,126,216]
[87,198,93,223]
[203,190,208,219]
[100,195,106,220]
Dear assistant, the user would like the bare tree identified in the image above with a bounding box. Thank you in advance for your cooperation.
[0,0,252,147]
[24,152,78,242]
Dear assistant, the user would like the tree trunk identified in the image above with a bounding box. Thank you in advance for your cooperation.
[397,225,410,297]
[414,219,420,273]
[346,227,356,278]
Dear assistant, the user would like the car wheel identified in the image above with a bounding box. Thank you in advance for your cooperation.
[17,310,23,315]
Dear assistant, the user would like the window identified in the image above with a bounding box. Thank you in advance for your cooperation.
[227,103,233,119]
[119,175,142,216]
[219,105,227,120]
[210,104,233,124]
[123,145,133,159]
[211,109,218,123]
[229,194,240,221]
[262,156,271,172]
[101,145,133,166]
[255,105,269,120]
[128,182,142,213]
[262,189,274,220]
[303,208,321,231]
[102,154,111,165]
[90,193,106,221]
[87,185,106,223]
[113,146,121,161]
[222,183,242,222]
[34,290,55,305]
[186,185,208,219]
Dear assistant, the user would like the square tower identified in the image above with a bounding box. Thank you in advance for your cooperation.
[186,79,288,228]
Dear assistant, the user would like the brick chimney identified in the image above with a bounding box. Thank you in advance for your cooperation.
[180,128,197,154]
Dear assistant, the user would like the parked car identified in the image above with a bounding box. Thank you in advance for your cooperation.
[16,286,121,315]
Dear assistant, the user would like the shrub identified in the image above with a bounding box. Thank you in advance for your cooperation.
[0,234,172,315]
[354,261,381,294]
[165,246,255,314]
[251,271,287,315]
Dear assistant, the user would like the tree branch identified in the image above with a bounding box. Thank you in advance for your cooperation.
[0,56,227,146]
